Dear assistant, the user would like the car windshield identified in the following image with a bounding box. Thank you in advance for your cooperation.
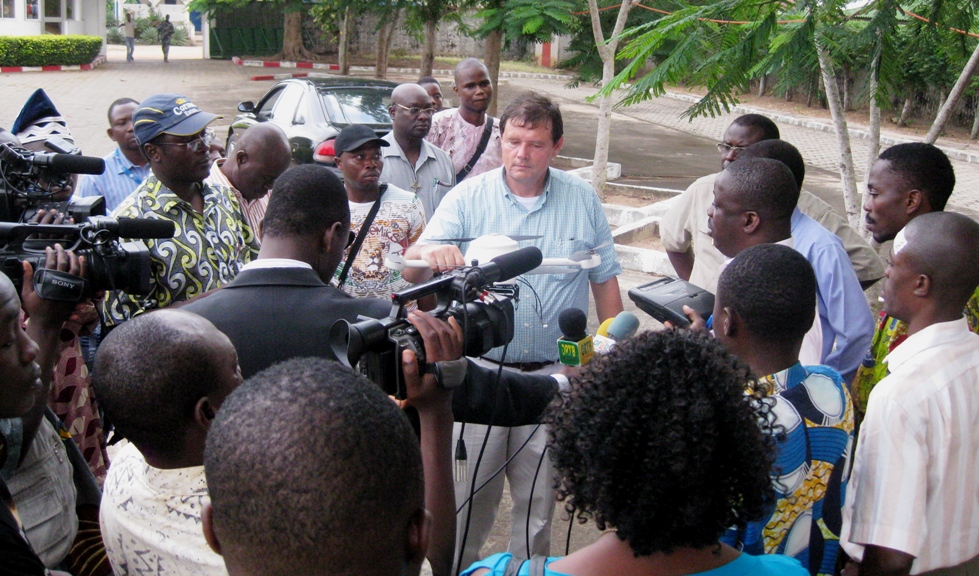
[319,87,393,126]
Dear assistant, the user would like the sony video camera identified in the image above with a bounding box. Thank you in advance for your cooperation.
[329,246,543,398]
[0,140,174,301]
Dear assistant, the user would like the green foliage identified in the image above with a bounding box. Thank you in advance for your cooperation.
[106,10,191,46]
[472,0,577,44]
[594,0,977,122]
[0,35,102,67]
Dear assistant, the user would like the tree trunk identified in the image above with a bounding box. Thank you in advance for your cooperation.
[971,98,979,140]
[864,46,882,240]
[758,75,766,97]
[280,11,313,62]
[484,29,503,117]
[338,5,351,76]
[925,40,979,144]
[816,39,861,230]
[375,10,399,79]
[898,94,913,126]
[587,0,633,200]
[785,86,794,102]
[421,19,437,77]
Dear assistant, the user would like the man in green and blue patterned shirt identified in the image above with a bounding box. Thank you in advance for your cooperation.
[103,94,259,328]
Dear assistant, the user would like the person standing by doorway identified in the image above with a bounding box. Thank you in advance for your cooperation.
[157,15,175,63]
[122,12,135,62]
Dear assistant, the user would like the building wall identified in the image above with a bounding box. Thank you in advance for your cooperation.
[0,0,105,50]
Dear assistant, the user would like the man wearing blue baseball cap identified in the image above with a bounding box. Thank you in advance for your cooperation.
[102,94,259,327]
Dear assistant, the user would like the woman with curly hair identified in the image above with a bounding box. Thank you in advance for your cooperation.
[462,330,807,576]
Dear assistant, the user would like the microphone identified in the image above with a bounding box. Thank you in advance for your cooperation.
[596,317,614,337]
[30,152,106,175]
[607,311,640,341]
[557,308,594,366]
[478,246,543,283]
[86,216,176,239]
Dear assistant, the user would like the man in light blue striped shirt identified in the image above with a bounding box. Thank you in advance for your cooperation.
[404,92,622,569]
[75,98,150,212]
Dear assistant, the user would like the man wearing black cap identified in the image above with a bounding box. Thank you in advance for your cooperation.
[333,124,427,302]
[102,93,259,327]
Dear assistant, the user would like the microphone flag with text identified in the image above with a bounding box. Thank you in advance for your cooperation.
[557,307,594,366]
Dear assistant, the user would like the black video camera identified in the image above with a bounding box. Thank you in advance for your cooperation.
[0,140,174,301]
[329,246,544,398]
[0,139,108,223]
[0,217,175,301]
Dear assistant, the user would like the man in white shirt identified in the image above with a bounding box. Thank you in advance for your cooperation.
[841,212,979,576]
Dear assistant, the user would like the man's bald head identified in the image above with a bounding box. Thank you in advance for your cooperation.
[454,57,488,83]
[898,212,979,313]
[227,123,292,201]
[389,84,436,143]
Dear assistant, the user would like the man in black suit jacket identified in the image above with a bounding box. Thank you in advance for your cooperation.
[184,165,559,427]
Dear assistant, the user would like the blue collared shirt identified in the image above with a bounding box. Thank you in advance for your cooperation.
[418,167,621,363]
[74,147,150,212]
[791,208,874,381]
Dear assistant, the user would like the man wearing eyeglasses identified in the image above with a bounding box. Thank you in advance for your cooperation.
[102,93,260,328]
[381,83,455,220]
[660,114,884,294]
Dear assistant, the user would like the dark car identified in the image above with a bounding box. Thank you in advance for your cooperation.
[228,77,398,166]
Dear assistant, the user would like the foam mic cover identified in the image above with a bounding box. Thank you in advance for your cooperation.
[32,152,106,175]
[596,317,614,337]
[116,218,176,239]
[607,311,640,341]
[557,308,593,366]
[485,246,543,282]
[558,308,588,341]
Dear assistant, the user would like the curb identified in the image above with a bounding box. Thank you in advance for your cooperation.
[664,92,979,166]
[250,72,312,81]
[1,55,107,74]
[231,56,573,81]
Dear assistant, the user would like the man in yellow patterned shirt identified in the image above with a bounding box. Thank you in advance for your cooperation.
[103,94,259,327]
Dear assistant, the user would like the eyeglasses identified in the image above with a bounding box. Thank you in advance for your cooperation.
[157,133,210,153]
[347,230,357,249]
[716,142,748,156]
[394,103,437,117]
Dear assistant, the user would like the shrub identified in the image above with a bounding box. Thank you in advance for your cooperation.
[0,35,102,67]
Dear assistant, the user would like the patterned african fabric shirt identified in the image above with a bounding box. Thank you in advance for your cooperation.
[102,174,259,327]
[723,363,854,576]
[206,159,270,236]
[335,183,426,301]
[851,284,979,420]
[426,108,502,180]
[100,442,226,576]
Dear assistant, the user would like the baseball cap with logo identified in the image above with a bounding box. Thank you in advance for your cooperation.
[133,93,222,146]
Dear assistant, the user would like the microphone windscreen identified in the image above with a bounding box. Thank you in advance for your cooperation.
[116,217,176,239]
[607,311,640,341]
[596,317,614,337]
[558,307,588,340]
[46,154,106,175]
[488,246,543,282]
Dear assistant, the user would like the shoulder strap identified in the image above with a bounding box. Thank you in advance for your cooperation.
[456,116,494,182]
[528,555,548,576]
[337,184,386,288]
[500,555,547,576]
[502,555,525,576]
